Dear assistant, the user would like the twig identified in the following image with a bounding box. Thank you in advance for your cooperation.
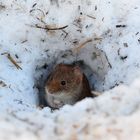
[32,3,37,8]
[101,50,112,68]
[30,8,46,17]
[87,15,96,19]
[94,37,102,41]
[21,40,28,44]
[62,29,68,39]
[36,17,46,24]
[73,39,93,53]
[116,25,126,28]
[7,53,22,70]
[36,24,68,31]
[29,24,68,31]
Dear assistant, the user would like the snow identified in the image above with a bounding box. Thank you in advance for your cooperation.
[0,0,140,139]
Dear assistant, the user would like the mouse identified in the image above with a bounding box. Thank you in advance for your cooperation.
[45,63,96,109]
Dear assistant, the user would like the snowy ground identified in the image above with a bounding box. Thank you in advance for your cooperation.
[0,0,140,139]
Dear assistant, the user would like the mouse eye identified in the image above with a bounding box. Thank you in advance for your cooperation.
[61,80,66,86]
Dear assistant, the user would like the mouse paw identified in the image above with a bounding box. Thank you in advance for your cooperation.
[53,100,64,108]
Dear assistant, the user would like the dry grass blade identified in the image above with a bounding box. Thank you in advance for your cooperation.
[87,15,96,19]
[37,24,68,30]
[29,24,68,31]
[7,53,22,70]
[73,39,93,53]
[94,37,102,41]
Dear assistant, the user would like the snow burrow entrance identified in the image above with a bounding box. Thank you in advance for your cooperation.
[33,45,112,108]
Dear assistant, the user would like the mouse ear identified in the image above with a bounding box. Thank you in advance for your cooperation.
[73,66,83,83]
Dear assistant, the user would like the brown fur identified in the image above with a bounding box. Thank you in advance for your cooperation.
[45,64,94,109]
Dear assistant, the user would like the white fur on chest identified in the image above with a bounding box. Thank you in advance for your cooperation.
[45,87,82,108]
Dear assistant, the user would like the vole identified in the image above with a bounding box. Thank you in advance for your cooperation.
[45,63,96,109]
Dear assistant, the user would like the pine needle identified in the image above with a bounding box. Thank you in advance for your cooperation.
[7,53,22,70]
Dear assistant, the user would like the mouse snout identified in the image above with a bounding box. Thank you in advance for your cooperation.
[48,88,55,94]
[45,82,60,95]
[45,86,55,94]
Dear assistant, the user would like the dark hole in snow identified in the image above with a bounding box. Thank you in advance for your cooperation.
[34,47,111,109]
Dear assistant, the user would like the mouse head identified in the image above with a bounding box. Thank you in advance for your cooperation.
[45,64,83,96]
